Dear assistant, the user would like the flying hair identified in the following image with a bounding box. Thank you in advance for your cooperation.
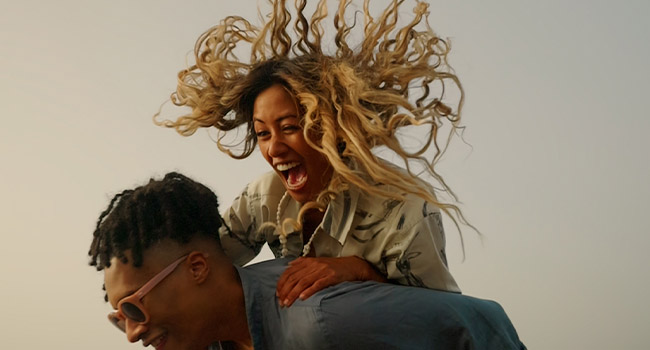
[155,0,478,251]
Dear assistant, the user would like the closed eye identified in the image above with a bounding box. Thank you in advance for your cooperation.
[255,130,270,138]
[282,125,300,133]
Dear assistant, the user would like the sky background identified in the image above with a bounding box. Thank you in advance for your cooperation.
[1,1,649,349]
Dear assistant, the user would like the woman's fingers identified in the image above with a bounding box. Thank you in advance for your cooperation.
[297,278,332,300]
[276,260,317,305]
[276,257,359,306]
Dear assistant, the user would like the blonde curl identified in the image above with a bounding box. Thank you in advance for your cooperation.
[155,0,478,249]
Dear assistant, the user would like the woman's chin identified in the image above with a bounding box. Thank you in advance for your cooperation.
[286,184,321,204]
[286,189,311,204]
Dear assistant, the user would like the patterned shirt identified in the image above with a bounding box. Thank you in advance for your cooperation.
[220,169,460,292]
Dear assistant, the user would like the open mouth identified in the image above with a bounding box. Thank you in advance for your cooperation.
[276,162,308,190]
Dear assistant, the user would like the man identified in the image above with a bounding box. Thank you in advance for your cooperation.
[88,172,526,350]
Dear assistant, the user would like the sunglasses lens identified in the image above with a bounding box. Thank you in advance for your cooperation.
[121,302,146,323]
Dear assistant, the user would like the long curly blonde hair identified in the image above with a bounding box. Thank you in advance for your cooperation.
[156,0,475,244]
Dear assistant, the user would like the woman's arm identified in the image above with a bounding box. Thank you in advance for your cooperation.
[275,256,387,307]
[383,208,461,292]
[276,200,463,306]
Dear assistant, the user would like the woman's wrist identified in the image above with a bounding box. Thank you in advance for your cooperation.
[350,256,388,283]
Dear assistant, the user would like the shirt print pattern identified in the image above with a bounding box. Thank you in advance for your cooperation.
[219,170,460,292]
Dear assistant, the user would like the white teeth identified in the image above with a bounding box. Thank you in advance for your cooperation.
[276,162,299,171]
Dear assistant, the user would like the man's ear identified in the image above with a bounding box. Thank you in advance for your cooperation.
[186,251,210,284]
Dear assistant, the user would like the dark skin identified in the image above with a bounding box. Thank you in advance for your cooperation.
[275,209,388,307]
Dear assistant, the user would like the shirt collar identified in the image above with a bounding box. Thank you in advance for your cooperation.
[318,186,360,246]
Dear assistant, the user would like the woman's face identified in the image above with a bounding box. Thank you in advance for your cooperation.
[253,84,332,204]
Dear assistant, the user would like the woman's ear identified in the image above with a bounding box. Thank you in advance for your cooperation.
[186,252,210,284]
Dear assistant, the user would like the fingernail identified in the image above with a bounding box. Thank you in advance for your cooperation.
[283,299,289,306]
[299,293,305,300]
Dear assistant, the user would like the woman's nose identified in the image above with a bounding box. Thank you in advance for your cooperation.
[267,134,288,157]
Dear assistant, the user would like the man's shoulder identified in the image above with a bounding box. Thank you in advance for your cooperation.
[305,282,524,349]
[241,261,525,350]
[239,258,290,284]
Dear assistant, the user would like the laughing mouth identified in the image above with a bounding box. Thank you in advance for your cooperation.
[275,162,308,190]
[276,161,300,172]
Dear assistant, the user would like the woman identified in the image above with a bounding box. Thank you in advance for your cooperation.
[157,0,473,306]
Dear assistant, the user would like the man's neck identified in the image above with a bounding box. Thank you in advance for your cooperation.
[205,263,253,348]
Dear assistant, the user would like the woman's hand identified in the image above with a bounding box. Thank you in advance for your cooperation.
[276,256,387,307]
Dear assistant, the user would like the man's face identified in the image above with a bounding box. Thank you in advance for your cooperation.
[103,251,211,350]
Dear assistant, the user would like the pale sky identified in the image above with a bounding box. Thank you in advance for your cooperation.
[1,1,648,349]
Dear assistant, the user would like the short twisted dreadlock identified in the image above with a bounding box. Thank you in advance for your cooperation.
[88,172,222,271]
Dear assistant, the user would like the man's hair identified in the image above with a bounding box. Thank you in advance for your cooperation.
[88,172,222,271]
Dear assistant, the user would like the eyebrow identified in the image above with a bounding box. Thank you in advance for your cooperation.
[253,115,298,124]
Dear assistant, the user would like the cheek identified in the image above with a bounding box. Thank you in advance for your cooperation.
[314,154,331,174]
[301,144,330,173]
[293,135,317,157]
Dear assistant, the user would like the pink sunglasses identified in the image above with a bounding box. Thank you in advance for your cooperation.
[107,254,188,332]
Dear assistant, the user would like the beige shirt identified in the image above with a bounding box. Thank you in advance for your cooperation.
[220,170,460,292]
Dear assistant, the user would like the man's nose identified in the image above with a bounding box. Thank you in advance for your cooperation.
[124,318,148,343]
[268,133,288,157]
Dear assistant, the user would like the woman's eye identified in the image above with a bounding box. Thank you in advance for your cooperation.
[255,130,269,138]
[282,125,300,133]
